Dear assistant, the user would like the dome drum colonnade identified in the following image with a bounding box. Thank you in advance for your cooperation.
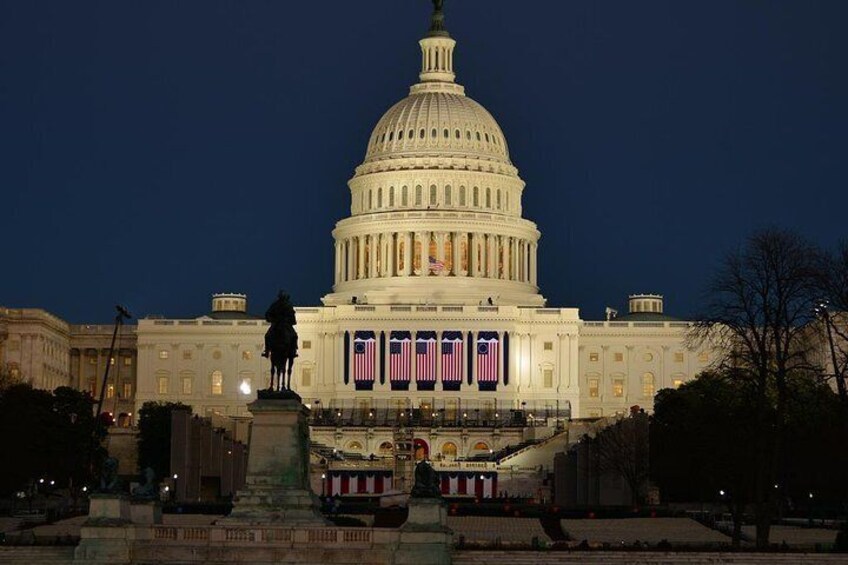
[323,6,543,307]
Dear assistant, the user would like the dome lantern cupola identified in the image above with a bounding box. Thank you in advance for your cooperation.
[418,0,456,85]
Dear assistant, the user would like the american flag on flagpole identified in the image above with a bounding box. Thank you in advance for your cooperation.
[429,255,445,274]
[389,332,411,383]
[416,333,437,382]
[441,332,463,383]
[476,332,499,383]
[354,332,375,382]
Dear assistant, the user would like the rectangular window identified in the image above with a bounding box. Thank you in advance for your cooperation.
[588,378,599,398]
[182,377,192,395]
[302,367,312,387]
[698,352,709,363]
[589,352,599,362]
[543,368,553,388]
[159,350,169,360]
[122,383,132,399]
[302,340,312,350]
[211,373,223,395]
[123,356,132,366]
[674,352,684,363]
[89,356,97,365]
[613,379,624,397]
[673,379,684,389]
[183,350,193,360]
[88,378,97,396]
[614,352,623,362]
[241,350,252,360]
[157,376,169,394]
[106,384,115,399]
[543,341,553,351]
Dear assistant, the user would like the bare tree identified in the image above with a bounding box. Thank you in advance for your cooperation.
[817,241,848,404]
[690,228,822,549]
[595,408,650,506]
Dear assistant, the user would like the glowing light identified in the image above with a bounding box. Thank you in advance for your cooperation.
[239,380,252,395]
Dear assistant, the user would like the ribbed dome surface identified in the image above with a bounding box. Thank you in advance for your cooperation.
[364,92,511,164]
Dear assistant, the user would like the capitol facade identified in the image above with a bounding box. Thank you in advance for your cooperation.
[0,4,712,499]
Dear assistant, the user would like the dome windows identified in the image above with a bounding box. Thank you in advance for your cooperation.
[402,186,409,206]
[443,128,449,139]
[398,130,404,140]
[389,187,395,207]
[408,129,414,140]
[429,184,437,206]
[431,128,437,138]
[455,129,460,139]
[459,186,466,206]
[388,131,393,142]
[415,185,423,206]
[419,128,425,139]
[466,130,471,140]
[485,133,490,143]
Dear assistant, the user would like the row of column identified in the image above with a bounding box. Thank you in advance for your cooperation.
[334,232,537,286]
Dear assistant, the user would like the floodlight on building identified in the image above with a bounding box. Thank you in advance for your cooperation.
[239,380,251,395]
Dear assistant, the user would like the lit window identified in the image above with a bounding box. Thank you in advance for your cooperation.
[183,350,192,360]
[106,384,115,399]
[698,352,709,363]
[302,367,312,387]
[613,379,624,397]
[589,352,599,362]
[123,357,132,366]
[211,371,223,395]
[642,372,655,397]
[614,352,623,362]
[673,378,684,389]
[543,368,553,388]
[89,356,97,365]
[674,352,684,363]
[643,352,654,362]
[159,350,169,360]
[122,383,132,399]
[158,376,169,394]
[239,378,252,395]
[242,350,252,361]
[302,341,312,350]
[543,341,553,351]
[182,377,192,395]
[588,378,599,398]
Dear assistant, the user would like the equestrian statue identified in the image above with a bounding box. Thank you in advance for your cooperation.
[262,291,299,392]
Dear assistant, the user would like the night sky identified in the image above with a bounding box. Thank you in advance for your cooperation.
[2,1,846,323]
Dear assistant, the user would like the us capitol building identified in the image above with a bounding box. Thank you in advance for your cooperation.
[1,4,711,498]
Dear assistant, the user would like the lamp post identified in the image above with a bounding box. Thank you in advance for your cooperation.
[95,305,132,421]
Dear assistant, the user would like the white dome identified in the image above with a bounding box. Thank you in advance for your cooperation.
[364,92,511,165]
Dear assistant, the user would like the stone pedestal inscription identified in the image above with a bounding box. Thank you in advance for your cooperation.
[220,396,326,525]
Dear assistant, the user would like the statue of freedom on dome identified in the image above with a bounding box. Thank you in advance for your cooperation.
[262,291,299,393]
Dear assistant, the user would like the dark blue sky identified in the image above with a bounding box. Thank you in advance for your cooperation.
[2,1,846,323]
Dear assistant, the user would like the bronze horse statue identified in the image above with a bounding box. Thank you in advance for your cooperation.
[263,292,298,392]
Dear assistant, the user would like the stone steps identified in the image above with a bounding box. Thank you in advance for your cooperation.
[0,546,75,564]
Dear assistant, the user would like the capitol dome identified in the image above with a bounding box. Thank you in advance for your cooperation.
[323,2,545,307]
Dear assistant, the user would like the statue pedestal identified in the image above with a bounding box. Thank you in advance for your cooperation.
[75,494,132,564]
[395,498,452,565]
[219,396,325,525]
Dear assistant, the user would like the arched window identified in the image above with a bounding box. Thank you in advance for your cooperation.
[485,133,489,142]
[476,131,481,141]
[441,441,458,459]
[402,186,409,206]
[415,185,422,206]
[388,131,393,141]
[466,130,471,140]
[496,189,501,209]
[211,370,223,395]
[408,129,413,139]
[398,129,404,140]
[377,187,383,208]
[485,187,491,208]
[472,441,489,452]
[505,192,509,211]
[389,187,395,207]
[347,441,363,451]
[445,185,452,206]
[378,441,394,456]
[473,186,479,207]
[642,372,655,398]
[419,128,425,139]
[368,190,373,210]
[455,129,460,139]
[459,186,466,206]
[431,128,437,138]
[429,184,437,206]
[443,128,449,138]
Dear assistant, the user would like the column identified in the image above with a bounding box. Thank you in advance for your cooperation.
[347,238,355,282]
[451,232,461,276]
[369,234,378,278]
[334,241,340,284]
[530,242,538,286]
[462,331,469,388]
[487,235,497,278]
[357,236,366,280]
[500,236,509,280]
[387,232,395,277]
[558,333,567,391]
[497,331,505,385]
[403,232,412,276]
[470,233,478,277]
[435,331,443,390]
[471,331,478,386]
